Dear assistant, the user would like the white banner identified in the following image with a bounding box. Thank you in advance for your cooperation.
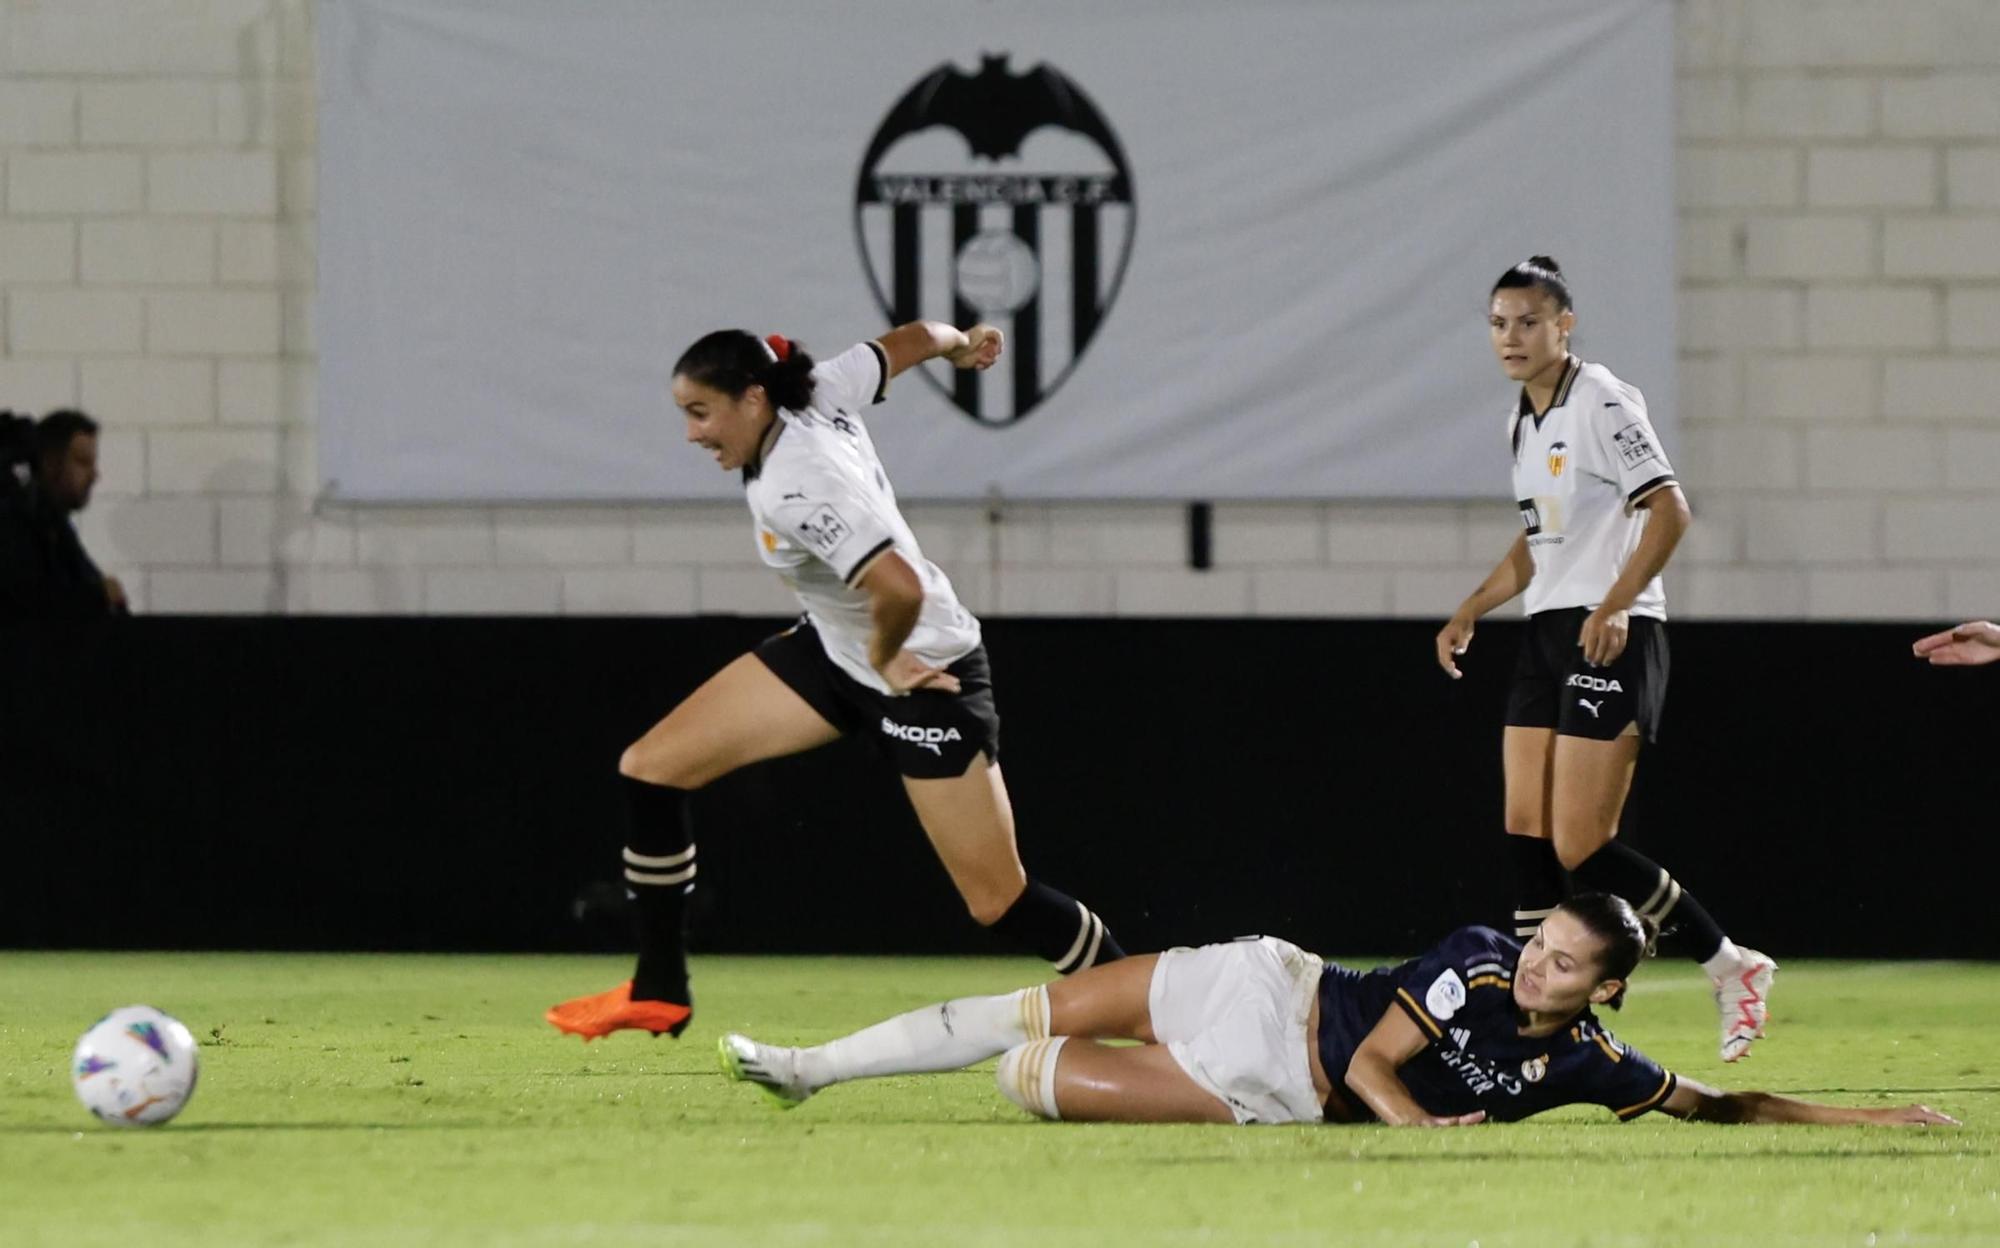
[318,0,1675,502]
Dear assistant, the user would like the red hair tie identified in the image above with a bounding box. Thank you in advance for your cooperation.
[765,334,791,362]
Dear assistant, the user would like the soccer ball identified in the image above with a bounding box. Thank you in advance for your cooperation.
[71,1005,200,1128]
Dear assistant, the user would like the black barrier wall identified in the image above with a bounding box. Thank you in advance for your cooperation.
[3,617,1993,958]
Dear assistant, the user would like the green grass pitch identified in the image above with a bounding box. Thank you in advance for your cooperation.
[1,952,1994,1247]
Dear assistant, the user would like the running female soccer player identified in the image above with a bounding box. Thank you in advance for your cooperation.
[719,893,1956,1129]
[548,322,1123,1040]
[1434,256,1774,1062]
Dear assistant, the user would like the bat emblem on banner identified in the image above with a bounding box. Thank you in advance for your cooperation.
[855,55,1137,427]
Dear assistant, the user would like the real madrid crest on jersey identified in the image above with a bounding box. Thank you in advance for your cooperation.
[854,55,1136,427]
[1521,1054,1548,1084]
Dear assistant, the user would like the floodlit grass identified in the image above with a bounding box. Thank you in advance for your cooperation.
[1,952,1994,1247]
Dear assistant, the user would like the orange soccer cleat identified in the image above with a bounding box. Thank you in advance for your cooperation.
[545,981,692,1041]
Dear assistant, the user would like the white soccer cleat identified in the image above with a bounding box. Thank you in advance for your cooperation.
[1714,949,1777,1063]
[717,1033,812,1108]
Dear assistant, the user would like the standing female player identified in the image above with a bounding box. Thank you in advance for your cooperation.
[548,322,1123,1040]
[719,892,1955,1130]
[1434,256,1775,1062]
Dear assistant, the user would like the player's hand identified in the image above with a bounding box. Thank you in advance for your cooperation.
[1436,613,1476,680]
[102,575,129,612]
[1410,1110,1486,1128]
[1912,620,2000,667]
[945,324,1003,371]
[877,650,962,695]
[1579,605,1629,667]
[1871,1104,1961,1127]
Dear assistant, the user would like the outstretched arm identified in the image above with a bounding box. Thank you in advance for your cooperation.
[876,321,1003,379]
[1913,620,2000,667]
[1661,1076,1959,1126]
[1343,1006,1486,1127]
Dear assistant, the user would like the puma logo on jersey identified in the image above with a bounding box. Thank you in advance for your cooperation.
[880,718,962,755]
[1565,673,1624,693]
[1577,698,1603,718]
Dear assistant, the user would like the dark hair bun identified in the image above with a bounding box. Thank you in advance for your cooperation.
[672,329,818,412]
[1528,254,1562,274]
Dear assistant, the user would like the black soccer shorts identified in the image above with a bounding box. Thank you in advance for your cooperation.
[1503,607,1669,743]
[754,619,1000,779]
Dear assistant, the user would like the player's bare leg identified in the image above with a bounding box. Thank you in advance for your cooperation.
[548,653,840,1041]
[622,652,842,789]
[1047,954,1161,1041]
[901,756,1028,926]
[1551,731,1775,1062]
[1501,725,1563,939]
[902,756,1125,972]
[1547,732,1637,871]
[999,1040,1235,1124]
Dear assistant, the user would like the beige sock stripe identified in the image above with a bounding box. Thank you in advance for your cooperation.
[624,846,695,869]
[624,864,696,886]
[1026,985,1051,1041]
[1018,1038,1051,1118]
[1034,1036,1065,1120]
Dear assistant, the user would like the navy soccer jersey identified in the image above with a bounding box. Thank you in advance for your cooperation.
[1315,926,1678,1123]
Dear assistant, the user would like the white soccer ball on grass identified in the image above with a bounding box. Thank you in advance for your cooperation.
[71,1005,200,1128]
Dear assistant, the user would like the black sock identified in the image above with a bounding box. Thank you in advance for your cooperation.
[1570,839,1728,964]
[988,879,1125,973]
[1505,834,1567,940]
[621,776,695,1002]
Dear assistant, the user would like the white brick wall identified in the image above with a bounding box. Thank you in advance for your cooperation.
[6,153,143,214]
[1805,145,1937,209]
[2,0,1997,623]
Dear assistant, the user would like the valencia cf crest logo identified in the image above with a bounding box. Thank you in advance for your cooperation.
[1547,441,1568,478]
[854,55,1136,427]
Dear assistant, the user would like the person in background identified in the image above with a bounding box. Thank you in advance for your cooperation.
[0,409,126,620]
[1434,256,1773,1063]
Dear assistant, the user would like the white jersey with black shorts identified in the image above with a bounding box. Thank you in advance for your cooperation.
[1503,357,1677,742]
[743,341,996,778]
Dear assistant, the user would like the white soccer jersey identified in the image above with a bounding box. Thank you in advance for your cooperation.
[742,340,981,694]
[1508,357,1678,620]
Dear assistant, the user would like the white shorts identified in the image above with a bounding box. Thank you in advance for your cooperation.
[1148,936,1326,1125]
